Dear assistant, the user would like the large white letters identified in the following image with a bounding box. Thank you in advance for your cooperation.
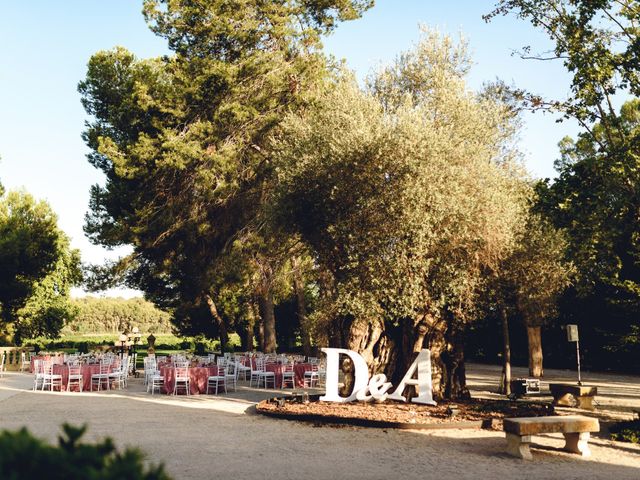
[319,348,370,402]
[319,347,436,405]
[355,374,393,402]
[387,349,436,405]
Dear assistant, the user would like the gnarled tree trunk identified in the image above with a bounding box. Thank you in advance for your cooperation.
[527,325,544,377]
[341,316,393,397]
[442,323,469,399]
[338,313,469,401]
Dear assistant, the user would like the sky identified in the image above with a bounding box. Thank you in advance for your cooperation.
[0,1,580,298]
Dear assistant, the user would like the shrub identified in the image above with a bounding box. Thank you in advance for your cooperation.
[0,424,170,479]
[23,340,44,353]
[77,341,89,354]
[194,340,208,355]
[610,419,640,444]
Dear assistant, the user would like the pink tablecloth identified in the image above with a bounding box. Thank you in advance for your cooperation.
[161,366,220,395]
[51,364,115,392]
[30,355,64,373]
[265,363,313,388]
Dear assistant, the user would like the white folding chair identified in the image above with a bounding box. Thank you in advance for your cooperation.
[173,366,190,395]
[33,359,45,390]
[303,364,319,388]
[207,366,226,394]
[20,352,31,373]
[148,369,164,394]
[225,362,237,392]
[67,363,83,392]
[91,363,111,391]
[236,358,251,381]
[281,363,295,389]
[41,362,63,391]
[258,361,276,388]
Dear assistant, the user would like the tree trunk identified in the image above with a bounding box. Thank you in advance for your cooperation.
[258,290,277,353]
[292,258,312,357]
[204,294,229,349]
[500,308,512,395]
[527,325,544,377]
[257,319,265,352]
[252,300,264,351]
[342,316,391,397]
[244,321,254,351]
[240,304,255,351]
[339,313,469,401]
[442,324,470,400]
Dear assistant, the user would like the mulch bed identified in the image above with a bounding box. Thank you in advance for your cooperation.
[257,396,557,430]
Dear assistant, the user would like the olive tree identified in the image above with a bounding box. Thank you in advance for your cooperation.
[273,30,526,399]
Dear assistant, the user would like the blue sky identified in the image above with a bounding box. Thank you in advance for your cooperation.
[0,1,579,296]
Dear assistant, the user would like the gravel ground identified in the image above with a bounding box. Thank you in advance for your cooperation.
[0,363,639,480]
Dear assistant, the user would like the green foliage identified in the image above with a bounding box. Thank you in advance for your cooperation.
[22,333,238,354]
[534,100,640,363]
[79,0,372,342]
[0,424,170,480]
[0,190,81,344]
[485,0,640,124]
[537,100,640,297]
[610,419,640,444]
[486,0,640,372]
[62,297,173,335]
[492,207,574,327]
[274,29,526,330]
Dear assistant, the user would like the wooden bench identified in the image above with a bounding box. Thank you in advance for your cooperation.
[549,383,598,410]
[503,415,600,460]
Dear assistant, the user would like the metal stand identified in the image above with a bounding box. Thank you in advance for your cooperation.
[576,338,582,386]
[132,341,139,377]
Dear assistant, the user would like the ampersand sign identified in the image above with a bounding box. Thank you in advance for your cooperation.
[355,373,393,403]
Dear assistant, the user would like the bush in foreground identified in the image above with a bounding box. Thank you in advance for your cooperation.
[0,424,170,480]
[610,419,640,444]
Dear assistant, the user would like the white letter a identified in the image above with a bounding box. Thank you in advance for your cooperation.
[387,349,436,405]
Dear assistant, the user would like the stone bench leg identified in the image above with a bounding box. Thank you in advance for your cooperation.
[563,432,591,457]
[505,433,532,460]
[576,396,595,410]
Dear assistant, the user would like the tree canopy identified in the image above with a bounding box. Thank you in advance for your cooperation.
[79,0,373,349]
[0,189,81,344]
[272,29,529,396]
[485,0,640,372]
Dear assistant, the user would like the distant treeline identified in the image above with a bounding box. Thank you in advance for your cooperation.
[62,297,173,335]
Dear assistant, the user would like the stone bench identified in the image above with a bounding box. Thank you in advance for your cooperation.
[549,383,598,410]
[504,415,600,460]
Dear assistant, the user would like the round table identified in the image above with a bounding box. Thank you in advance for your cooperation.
[160,366,220,394]
[51,364,115,392]
[265,363,313,388]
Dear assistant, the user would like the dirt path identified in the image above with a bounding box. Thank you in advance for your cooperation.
[0,365,639,479]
